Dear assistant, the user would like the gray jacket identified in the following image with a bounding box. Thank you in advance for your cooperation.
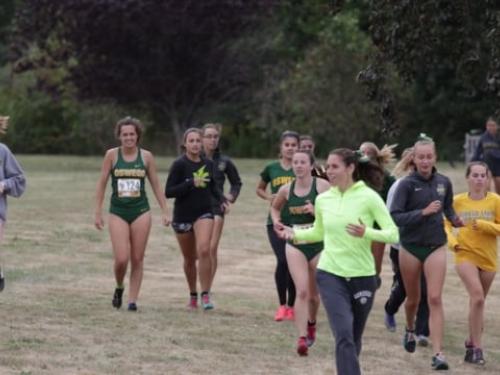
[0,143,26,221]
[390,169,459,248]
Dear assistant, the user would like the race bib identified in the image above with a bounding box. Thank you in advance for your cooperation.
[118,178,141,197]
[293,223,314,245]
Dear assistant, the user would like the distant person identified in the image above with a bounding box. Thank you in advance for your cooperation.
[256,130,299,321]
[95,117,170,311]
[299,135,327,179]
[390,136,463,370]
[0,115,26,292]
[201,123,242,291]
[278,148,398,375]
[445,162,500,366]
[165,128,227,310]
[271,149,330,356]
[472,117,500,193]
[383,147,430,347]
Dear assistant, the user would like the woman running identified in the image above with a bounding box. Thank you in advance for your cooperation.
[95,116,170,311]
[359,142,396,275]
[278,148,398,374]
[271,149,330,356]
[256,130,299,321]
[390,137,463,370]
[300,134,327,179]
[444,162,500,365]
[0,115,26,291]
[165,128,226,310]
[383,148,430,347]
[201,123,242,290]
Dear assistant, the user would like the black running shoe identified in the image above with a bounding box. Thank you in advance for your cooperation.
[431,353,449,370]
[127,302,137,311]
[464,339,474,363]
[466,347,485,365]
[403,328,416,353]
[112,287,124,309]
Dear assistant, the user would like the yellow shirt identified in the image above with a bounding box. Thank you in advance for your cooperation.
[445,192,500,271]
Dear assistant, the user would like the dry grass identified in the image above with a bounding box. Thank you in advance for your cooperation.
[0,156,498,375]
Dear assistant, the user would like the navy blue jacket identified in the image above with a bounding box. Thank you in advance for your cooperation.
[210,149,242,204]
[390,169,460,248]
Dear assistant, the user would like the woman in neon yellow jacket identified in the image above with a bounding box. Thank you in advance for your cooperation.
[278,148,399,375]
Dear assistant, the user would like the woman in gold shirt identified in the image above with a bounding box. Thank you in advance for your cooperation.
[445,161,500,366]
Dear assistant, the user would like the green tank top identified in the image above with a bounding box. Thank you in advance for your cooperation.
[260,160,295,225]
[286,178,323,252]
[110,148,150,213]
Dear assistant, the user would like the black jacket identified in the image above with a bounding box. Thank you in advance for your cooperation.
[390,169,460,247]
[209,149,242,204]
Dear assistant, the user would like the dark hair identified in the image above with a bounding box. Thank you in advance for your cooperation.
[280,130,300,145]
[465,161,490,178]
[294,149,315,165]
[181,127,202,153]
[329,148,384,191]
[115,116,143,142]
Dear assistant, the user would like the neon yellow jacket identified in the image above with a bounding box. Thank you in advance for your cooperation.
[445,192,500,272]
[294,181,399,277]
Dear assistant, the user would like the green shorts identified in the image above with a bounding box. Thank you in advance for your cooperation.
[402,243,443,263]
[287,241,323,261]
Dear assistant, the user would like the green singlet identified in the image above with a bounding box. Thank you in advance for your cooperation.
[109,148,150,224]
[286,178,323,261]
[260,161,295,225]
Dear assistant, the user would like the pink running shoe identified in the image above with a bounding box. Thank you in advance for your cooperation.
[306,321,316,347]
[188,294,198,310]
[297,336,308,356]
[274,305,287,321]
[285,307,295,321]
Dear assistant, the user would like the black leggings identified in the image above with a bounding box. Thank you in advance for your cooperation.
[266,225,296,307]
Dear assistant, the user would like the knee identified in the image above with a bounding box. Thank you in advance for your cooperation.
[427,293,442,308]
[297,288,308,301]
[309,293,320,305]
[197,244,210,259]
[471,294,485,309]
[405,296,420,309]
[114,257,128,269]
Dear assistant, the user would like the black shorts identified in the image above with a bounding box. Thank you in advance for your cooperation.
[485,155,500,177]
[172,213,214,234]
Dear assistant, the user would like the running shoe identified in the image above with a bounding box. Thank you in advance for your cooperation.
[417,335,430,347]
[297,336,308,356]
[384,312,396,332]
[127,302,138,311]
[201,293,214,310]
[188,294,198,310]
[403,328,416,353]
[274,305,287,321]
[285,307,295,321]
[112,287,124,309]
[306,321,316,347]
[465,347,485,365]
[431,353,449,370]
[464,339,474,362]
[0,267,4,292]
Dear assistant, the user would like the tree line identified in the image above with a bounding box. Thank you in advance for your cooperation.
[0,0,498,159]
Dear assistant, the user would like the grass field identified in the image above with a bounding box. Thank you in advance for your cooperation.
[0,155,499,375]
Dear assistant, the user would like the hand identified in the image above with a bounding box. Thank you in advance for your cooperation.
[222,201,231,214]
[454,244,465,252]
[0,181,5,194]
[453,216,465,228]
[162,213,171,227]
[193,176,210,188]
[346,218,365,238]
[273,220,284,233]
[225,193,234,203]
[422,200,441,216]
[302,200,314,215]
[376,275,382,289]
[269,193,276,203]
[94,213,104,230]
[275,225,294,240]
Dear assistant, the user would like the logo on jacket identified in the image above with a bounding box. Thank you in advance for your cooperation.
[218,161,226,171]
[436,183,446,196]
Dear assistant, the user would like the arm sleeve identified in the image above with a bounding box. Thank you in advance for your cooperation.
[443,179,460,225]
[390,181,425,226]
[471,137,483,161]
[165,160,194,198]
[260,164,271,183]
[293,202,324,243]
[364,193,399,243]
[444,216,459,250]
[2,148,26,197]
[208,161,226,204]
[225,158,242,202]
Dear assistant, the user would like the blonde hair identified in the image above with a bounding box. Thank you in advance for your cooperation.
[360,142,397,167]
[391,147,414,178]
[202,123,222,134]
[0,116,9,135]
